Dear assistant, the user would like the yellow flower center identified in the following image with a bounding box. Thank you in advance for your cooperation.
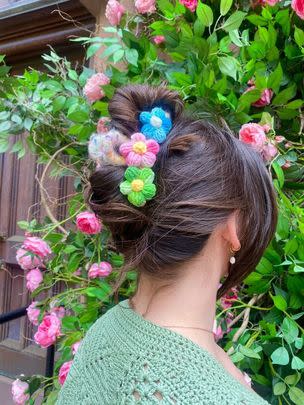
[131,179,144,192]
[132,141,147,154]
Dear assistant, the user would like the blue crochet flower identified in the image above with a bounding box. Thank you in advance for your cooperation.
[139,107,172,144]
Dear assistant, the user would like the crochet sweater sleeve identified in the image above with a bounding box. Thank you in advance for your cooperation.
[56,300,270,405]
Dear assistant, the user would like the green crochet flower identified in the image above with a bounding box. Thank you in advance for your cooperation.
[120,167,156,207]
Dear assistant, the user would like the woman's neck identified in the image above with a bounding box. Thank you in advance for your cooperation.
[130,243,226,351]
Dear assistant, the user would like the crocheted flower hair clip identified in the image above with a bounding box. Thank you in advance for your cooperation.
[88,106,172,207]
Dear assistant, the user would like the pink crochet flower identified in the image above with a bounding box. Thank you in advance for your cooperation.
[105,0,125,25]
[11,379,29,405]
[119,133,160,167]
[292,0,304,19]
[16,248,43,270]
[135,0,156,13]
[239,123,267,152]
[179,0,198,12]
[83,73,110,103]
[245,85,273,107]
[58,360,73,385]
[153,35,165,45]
[76,211,102,234]
[26,268,43,292]
[22,236,51,258]
[34,314,61,348]
[26,301,40,326]
[88,262,112,279]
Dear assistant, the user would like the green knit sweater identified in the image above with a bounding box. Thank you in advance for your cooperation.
[57,299,269,404]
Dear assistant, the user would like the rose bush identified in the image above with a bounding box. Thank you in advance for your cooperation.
[0,0,304,403]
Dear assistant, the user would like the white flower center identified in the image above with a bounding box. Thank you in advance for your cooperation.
[150,115,162,128]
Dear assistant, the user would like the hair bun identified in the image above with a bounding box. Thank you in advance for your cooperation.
[108,84,184,136]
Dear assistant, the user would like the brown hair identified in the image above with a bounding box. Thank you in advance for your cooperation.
[88,84,277,298]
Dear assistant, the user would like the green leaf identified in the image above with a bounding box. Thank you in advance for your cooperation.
[274,382,286,396]
[86,43,101,59]
[197,2,213,27]
[282,317,299,344]
[239,345,261,359]
[271,347,289,365]
[0,139,9,153]
[286,100,303,109]
[125,48,138,66]
[272,161,284,188]
[220,0,233,16]
[0,121,11,132]
[218,56,239,80]
[268,63,283,94]
[0,111,10,120]
[113,49,125,64]
[271,293,287,311]
[62,316,79,330]
[221,11,247,32]
[284,239,298,255]
[230,351,245,363]
[285,374,301,386]
[67,254,82,273]
[53,96,66,113]
[101,44,122,59]
[289,387,304,405]
[24,118,33,131]
[272,84,297,106]
[294,265,304,273]
[85,285,111,301]
[291,356,304,370]
[256,257,273,274]
[294,26,304,47]
[67,107,89,123]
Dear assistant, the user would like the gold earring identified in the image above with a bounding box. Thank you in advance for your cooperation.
[229,245,241,265]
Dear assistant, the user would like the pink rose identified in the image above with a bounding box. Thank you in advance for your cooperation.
[26,301,40,326]
[16,248,43,270]
[83,73,110,103]
[97,117,111,133]
[22,237,51,258]
[26,268,43,292]
[105,0,125,25]
[135,0,156,13]
[239,123,267,152]
[283,161,291,169]
[220,287,238,310]
[245,85,273,107]
[243,372,252,386]
[88,262,112,279]
[275,135,285,143]
[285,142,292,148]
[261,142,278,162]
[58,360,73,385]
[292,0,304,19]
[257,0,279,5]
[34,314,61,348]
[50,306,65,319]
[76,211,102,234]
[179,0,198,12]
[72,340,82,355]
[212,320,224,342]
[153,35,165,45]
[11,379,29,405]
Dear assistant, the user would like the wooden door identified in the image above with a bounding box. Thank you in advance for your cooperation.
[0,0,95,378]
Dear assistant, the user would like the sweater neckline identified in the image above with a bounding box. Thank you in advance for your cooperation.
[117,298,254,397]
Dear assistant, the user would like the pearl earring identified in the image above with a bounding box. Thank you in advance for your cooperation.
[229,246,241,264]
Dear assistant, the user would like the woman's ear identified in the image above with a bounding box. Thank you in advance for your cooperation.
[222,211,241,251]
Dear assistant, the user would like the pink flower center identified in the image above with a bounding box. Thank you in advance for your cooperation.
[131,179,144,192]
[133,141,147,154]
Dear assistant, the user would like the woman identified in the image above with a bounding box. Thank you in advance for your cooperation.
[57,85,277,404]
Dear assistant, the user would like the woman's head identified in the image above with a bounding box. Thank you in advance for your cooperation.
[88,84,277,297]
